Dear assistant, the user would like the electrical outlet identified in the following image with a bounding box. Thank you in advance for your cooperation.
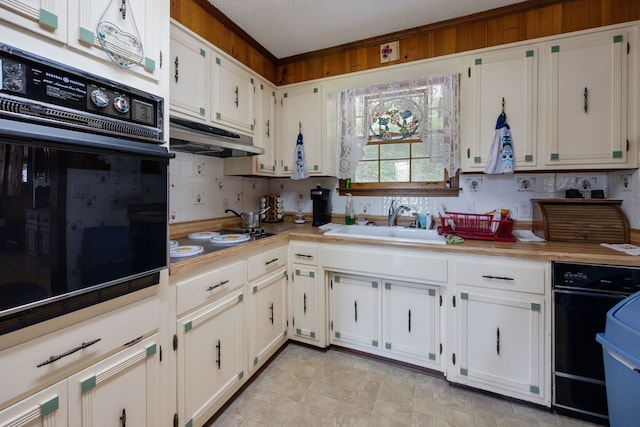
[519,201,531,219]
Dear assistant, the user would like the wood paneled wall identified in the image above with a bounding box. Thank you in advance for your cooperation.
[171,0,638,86]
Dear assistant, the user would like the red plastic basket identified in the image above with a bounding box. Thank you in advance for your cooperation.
[437,211,516,242]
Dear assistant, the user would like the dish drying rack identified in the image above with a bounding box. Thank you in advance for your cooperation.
[437,211,516,242]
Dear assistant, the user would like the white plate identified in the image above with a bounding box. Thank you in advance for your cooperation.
[170,245,204,257]
[188,231,220,240]
[210,234,251,244]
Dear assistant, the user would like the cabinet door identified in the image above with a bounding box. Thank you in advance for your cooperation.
[279,85,322,176]
[290,265,322,345]
[384,281,441,368]
[255,80,277,175]
[462,47,538,171]
[177,290,245,426]
[330,273,381,352]
[455,287,545,403]
[170,24,210,121]
[0,0,67,43]
[68,335,160,427]
[249,269,287,373]
[211,55,254,134]
[0,380,67,426]
[546,31,630,167]
[67,0,161,79]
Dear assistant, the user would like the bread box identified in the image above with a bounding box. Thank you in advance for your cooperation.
[532,199,629,243]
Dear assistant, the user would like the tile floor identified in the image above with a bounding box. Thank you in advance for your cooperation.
[210,343,600,427]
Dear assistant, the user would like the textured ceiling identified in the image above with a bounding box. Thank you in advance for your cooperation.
[207,0,526,59]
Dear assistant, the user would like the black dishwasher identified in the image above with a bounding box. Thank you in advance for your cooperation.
[552,262,640,425]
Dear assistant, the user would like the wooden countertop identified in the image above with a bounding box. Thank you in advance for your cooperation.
[170,222,639,276]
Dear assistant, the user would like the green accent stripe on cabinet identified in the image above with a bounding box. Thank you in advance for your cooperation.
[531,303,541,312]
[613,150,623,158]
[81,376,97,394]
[385,283,391,290]
[200,49,206,57]
[186,419,193,427]
[238,371,244,380]
[296,328,302,335]
[313,87,318,93]
[460,292,469,300]
[525,154,533,162]
[372,281,378,288]
[526,50,534,57]
[146,344,157,358]
[429,353,436,360]
[372,340,378,347]
[334,275,341,283]
[199,107,205,116]
[460,368,468,376]
[184,321,192,332]
[385,342,392,350]
[335,331,341,338]
[216,112,222,120]
[428,289,436,297]
[39,9,58,30]
[310,331,316,338]
[254,357,259,366]
[551,45,560,53]
[309,271,315,278]
[253,285,258,294]
[238,294,243,302]
[250,77,254,84]
[550,153,559,161]
[79,27,94,44]
[40,396,59,418]
[313,164,319,171]
[474,58,482,65]
[613,35,623,43]
[530,385,540,394]
[215,57,221,64]
[144,57,156,71]
[474,156,482,163]
[283,330,288,337]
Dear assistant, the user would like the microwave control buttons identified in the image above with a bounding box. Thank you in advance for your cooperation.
[113,95,130,113]
[90,89,109,108]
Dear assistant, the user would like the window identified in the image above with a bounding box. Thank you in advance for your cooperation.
[336,75,460,196]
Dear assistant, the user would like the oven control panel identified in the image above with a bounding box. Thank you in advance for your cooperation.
[553,262,640,294]
[0,43,162,142]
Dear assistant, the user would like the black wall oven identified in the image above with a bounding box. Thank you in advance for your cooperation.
[0,43,173,335]
[553,262,640,425]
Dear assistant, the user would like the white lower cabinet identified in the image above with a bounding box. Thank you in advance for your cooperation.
[249,268,288,374]
[450,256,550,405]
[68,335,160,426]
[329,272,442,370]
[176,290,246,426]
[290,264,322,346]
[0,380,67,426]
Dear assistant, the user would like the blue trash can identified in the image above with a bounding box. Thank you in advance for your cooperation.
[596,291,640,427]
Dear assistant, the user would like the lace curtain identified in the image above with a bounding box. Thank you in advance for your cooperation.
[336,74,459,180]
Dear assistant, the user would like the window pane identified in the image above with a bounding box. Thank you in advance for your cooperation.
[380,159,409,182]
[412,142,428,158]
[411,159,445,182]
[355,161,379,182]
[380,143,409,160]
[361,144,378,161]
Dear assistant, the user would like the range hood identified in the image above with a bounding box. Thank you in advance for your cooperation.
[169,116,264,157]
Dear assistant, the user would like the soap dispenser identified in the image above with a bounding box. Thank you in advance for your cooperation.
[345,193,355,225]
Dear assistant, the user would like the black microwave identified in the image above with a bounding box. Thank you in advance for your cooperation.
[0,43,173,335]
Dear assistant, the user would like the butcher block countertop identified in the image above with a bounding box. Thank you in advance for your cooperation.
[169,220,640,276]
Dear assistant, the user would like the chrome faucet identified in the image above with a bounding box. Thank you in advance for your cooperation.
[388,200,410,226]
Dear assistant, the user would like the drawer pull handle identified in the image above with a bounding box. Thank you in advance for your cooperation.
[216,339,221,369]
[354,300,358,322]
[303,293,307,314]
[496,327,500,355]
[265,258,279,265]
[269,302,274,324]
[481,275,514,281]
[408,309,411,333]
[207,280,229,291]
[120,408,126,427]
[37,338,102,367]
[295,253,313,258]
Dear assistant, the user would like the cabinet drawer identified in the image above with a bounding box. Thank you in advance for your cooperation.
[455,257,547,294]
[289,242,318,266]
[176,261,245,315]
[247,245,287,282]
[0,296,159,406]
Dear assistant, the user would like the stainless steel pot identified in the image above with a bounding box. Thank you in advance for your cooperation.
[225,209,261,229]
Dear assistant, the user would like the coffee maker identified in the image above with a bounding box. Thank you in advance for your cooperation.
[310,185,332,226]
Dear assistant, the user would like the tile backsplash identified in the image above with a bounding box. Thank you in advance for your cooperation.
[170,152,640,229]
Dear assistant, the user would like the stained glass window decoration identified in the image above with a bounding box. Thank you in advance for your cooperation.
[369,97,422,141]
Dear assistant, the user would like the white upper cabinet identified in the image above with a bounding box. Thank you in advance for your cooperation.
[211,55,255,134]
[0,0,68,43]
[545,28,634,168]
[170,24,211,122]
[278,84,323,176]
[66,0,161,80]
[461,46,539,171]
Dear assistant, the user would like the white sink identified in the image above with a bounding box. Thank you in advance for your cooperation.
[323,225,446,245]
